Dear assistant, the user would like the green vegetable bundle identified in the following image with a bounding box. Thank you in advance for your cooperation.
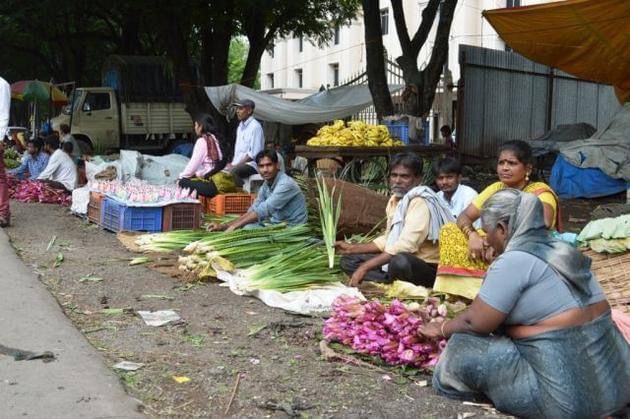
[243,242,343,292]
[136,224,313,269]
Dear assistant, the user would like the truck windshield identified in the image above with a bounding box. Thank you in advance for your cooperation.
[63,90,83,115]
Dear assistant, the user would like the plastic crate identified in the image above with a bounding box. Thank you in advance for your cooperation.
[201,193,256,215]
[87,191,104,225]
[101,197,163,233]
[162,203,202,231]
[385,121,410,144]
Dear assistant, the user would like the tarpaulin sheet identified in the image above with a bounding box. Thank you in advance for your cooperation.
[550,155,628,199]
[483,0,630,103]
[205,83,403,125]
[556,103,630,180]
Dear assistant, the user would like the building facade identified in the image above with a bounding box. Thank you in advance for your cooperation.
[260,0,556,91]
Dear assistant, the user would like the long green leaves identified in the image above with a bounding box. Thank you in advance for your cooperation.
[244,243,343,292]
[316,176,342,269]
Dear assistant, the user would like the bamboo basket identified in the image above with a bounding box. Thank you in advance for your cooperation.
[582,249,630,313]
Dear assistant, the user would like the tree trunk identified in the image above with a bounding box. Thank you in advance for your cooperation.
[362,0,394,119]
[393,0,458,117]
[240,40,266,88]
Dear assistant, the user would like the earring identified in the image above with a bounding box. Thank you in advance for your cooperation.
[526,173,530,182]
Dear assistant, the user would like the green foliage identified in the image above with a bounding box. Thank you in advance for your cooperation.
[228,37,259,89]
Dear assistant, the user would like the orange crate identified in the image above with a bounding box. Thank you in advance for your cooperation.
[202,193,256,215]
[162,203,202,231]
[87,191,104,224]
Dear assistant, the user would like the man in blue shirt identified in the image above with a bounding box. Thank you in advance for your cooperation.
[210,150,307,232]
[8,137,50,180]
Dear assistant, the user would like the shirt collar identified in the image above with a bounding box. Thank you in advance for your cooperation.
[266,171,283,190]
[240,116,254,128]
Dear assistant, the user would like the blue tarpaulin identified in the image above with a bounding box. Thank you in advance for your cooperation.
[550,155,628,199]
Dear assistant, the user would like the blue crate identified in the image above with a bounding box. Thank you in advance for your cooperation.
[102,197,163,233]
[385,121,409,144]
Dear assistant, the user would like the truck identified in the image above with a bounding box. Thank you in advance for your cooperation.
[52,55,193,154]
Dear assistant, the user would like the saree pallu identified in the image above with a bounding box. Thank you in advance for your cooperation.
[433,313,630,418]
[432,223,488,299]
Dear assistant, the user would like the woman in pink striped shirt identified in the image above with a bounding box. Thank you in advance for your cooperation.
[178,114,225,197]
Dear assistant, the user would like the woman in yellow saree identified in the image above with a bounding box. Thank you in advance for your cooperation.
[434,140,561,299]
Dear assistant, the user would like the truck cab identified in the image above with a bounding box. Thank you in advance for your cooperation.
[52,56,193,154]
[54,87,120,152]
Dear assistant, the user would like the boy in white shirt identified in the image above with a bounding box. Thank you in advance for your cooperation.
[37,136,77,192]
[434,157,478,224]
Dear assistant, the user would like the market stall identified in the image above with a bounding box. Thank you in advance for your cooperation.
[295,144,451,173]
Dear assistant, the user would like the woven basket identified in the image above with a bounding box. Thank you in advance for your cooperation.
[582,249,630,313]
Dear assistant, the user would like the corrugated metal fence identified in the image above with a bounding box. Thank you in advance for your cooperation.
[457,45,621,158]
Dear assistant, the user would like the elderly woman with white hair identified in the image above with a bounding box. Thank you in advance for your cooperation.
[419,188,630,418]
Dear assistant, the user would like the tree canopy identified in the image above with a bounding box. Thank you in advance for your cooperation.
[0,0,360,118]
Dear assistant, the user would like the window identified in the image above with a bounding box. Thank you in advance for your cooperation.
[269,42,275,58]
[334,26,340,45]
[295,69,303,88]
[298,36,303,52]
[380,8,389,35]
[267,73,274,89]
[506,0,521,7]
[83,93,110,112]
[330,63,339,87]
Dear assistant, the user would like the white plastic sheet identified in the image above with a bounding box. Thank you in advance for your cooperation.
[216,270,365,316]
[70,185,90,215]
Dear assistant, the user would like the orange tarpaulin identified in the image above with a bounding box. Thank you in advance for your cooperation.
[483,0,630,103]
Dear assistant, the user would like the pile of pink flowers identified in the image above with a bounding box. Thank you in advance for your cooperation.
[8,177,71,206]
[323,296,448,369]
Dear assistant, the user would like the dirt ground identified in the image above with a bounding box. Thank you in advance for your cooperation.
[4,193,624,418]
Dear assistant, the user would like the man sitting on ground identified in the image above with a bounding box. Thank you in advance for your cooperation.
[336,153,453,288]
[434,156,478,225]
[37,136,77,192]
[8,137,49,180]
[210,150,306,232]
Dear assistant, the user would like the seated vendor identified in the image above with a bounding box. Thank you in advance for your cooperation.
[336,153,453,288]
[8,137,49,180]
[420,189,630,418]
[37,136,77,192]
[209,150,307,232]
[434,157,478,224]
[433,140,561,299]
[177,113,226,198]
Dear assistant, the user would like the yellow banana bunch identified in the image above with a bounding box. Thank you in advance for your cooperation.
[306,120,404,147]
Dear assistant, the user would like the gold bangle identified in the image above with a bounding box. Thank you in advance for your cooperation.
[440,320,451,338]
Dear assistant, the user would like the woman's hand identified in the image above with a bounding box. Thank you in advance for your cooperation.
[468,233,485,260]
[483,244,496,263]
[418,321,443,339]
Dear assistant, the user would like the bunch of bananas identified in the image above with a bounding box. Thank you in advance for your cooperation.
[307,120,404,147]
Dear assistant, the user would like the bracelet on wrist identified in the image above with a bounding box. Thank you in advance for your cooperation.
[440,320,451,338]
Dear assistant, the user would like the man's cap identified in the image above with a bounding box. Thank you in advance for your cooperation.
[233,99,255,109]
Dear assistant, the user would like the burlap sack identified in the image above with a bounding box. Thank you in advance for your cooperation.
[305,178,389,236]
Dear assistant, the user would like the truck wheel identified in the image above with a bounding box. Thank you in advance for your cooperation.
[76,138,94,156]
